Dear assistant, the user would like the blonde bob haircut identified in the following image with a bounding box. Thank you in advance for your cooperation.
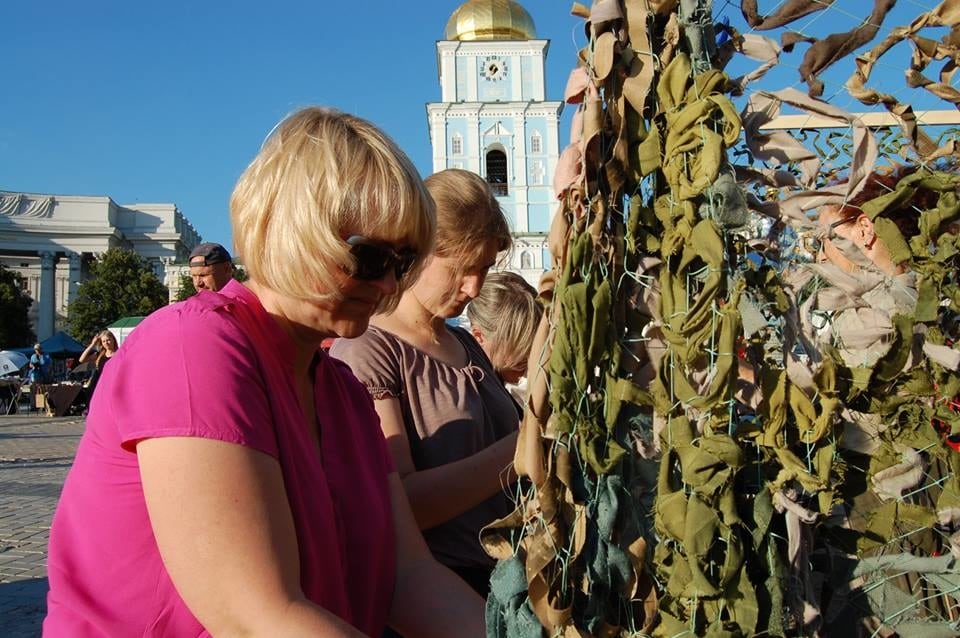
[466,271,543,373]
[423,169,512,266]
[231,106,435,312]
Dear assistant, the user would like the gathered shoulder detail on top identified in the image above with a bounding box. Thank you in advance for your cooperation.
[329,326,405,399]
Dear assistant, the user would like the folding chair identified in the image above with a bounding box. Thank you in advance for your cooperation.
[2,380,23,415]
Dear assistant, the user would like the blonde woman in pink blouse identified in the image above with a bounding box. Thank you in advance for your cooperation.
[44,108,485,637]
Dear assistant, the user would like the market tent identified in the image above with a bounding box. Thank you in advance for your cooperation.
[40,331,85,356]
[108,316,146,346]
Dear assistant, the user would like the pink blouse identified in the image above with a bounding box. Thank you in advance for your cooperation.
[45,280,396,637]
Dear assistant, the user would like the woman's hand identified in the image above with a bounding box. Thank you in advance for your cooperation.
[375,397,518,530]
[79,337,100,363]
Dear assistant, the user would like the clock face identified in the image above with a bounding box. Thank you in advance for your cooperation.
[481,55,508,82]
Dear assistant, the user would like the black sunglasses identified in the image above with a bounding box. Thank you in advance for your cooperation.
[345,236,417,281]
[829,211,861,229]
[819,209,862,244]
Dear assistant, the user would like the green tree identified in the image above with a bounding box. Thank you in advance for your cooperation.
[174,272,195,302]
[0,264,35,348]
[174,264,249,302]
[67,248,169,342]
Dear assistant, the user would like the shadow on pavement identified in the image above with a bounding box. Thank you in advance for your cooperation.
[0,577,48,636]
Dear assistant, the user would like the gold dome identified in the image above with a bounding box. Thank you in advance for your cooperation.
[444,0,536,41]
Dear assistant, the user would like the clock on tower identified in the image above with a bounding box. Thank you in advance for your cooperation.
[481,55,508,82]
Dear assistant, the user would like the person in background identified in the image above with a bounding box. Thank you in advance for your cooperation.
[188,242,234,292]
[28,343,52,412]
[78,330,118,394]
[28,343,51,385]
[810,167,928,368]
[465,271,543,405]
[331,168,520,598]
[44,107,485,637]
[802,165,960,627]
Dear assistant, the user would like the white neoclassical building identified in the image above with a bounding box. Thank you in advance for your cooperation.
[0,191,202,341]
[427,0,563,285]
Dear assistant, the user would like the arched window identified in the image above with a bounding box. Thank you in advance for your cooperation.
[521,250,534,270]
[530,131,542,154]
[485,150,508,196]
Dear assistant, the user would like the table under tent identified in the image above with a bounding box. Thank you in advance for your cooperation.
[2,331,87,416]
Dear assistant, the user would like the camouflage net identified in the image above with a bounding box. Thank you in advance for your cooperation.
[483,1,960,636]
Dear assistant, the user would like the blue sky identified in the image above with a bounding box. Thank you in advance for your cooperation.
[0,1,585,248]
[1,1,946,249]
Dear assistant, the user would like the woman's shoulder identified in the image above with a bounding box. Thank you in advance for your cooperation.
[328,326,409,395]
[449,325,494,369]
[119,292,254,365]
[132,293,226,331]
[448,324,474,342]
[322,353,366,387]
[330,325,405,360]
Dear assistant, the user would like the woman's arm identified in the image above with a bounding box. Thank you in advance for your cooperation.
[375,397,517,530]
[386,473,485,637]
[138,436,365,637]
[78,338,98,364]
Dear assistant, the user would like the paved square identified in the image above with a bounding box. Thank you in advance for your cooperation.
[0,414,84,637]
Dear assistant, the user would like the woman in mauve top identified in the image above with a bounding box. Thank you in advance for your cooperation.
[44,107,485,637]
[331,169,521,597]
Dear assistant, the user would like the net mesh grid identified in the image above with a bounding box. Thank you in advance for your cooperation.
[482,1,960,636]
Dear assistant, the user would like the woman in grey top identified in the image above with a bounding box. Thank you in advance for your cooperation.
[331,169,519,596]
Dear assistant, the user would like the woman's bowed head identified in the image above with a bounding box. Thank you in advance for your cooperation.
[231,106,436,340]
[467,271,542,385]
[408,168,512,321]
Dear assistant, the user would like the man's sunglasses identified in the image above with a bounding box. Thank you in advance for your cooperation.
[345,235,417,281]
[819,209,862,243]
[829,210,861,230]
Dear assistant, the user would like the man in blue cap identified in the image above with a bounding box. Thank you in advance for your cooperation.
[188,242,233,292]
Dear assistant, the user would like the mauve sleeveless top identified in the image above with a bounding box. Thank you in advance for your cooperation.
[331,325,520,568]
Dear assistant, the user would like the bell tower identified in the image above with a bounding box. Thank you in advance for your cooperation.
[427,0,563,283]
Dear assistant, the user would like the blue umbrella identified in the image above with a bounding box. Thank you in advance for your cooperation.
[0,350,29,376]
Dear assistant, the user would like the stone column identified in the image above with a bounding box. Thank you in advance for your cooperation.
[160,256,177,303]
[148,258,161,280]
[38,251,56,340]
[66,252,82,307]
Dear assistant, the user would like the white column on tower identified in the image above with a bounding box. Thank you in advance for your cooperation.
[467,109,481,174]
[512,108,529,232]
